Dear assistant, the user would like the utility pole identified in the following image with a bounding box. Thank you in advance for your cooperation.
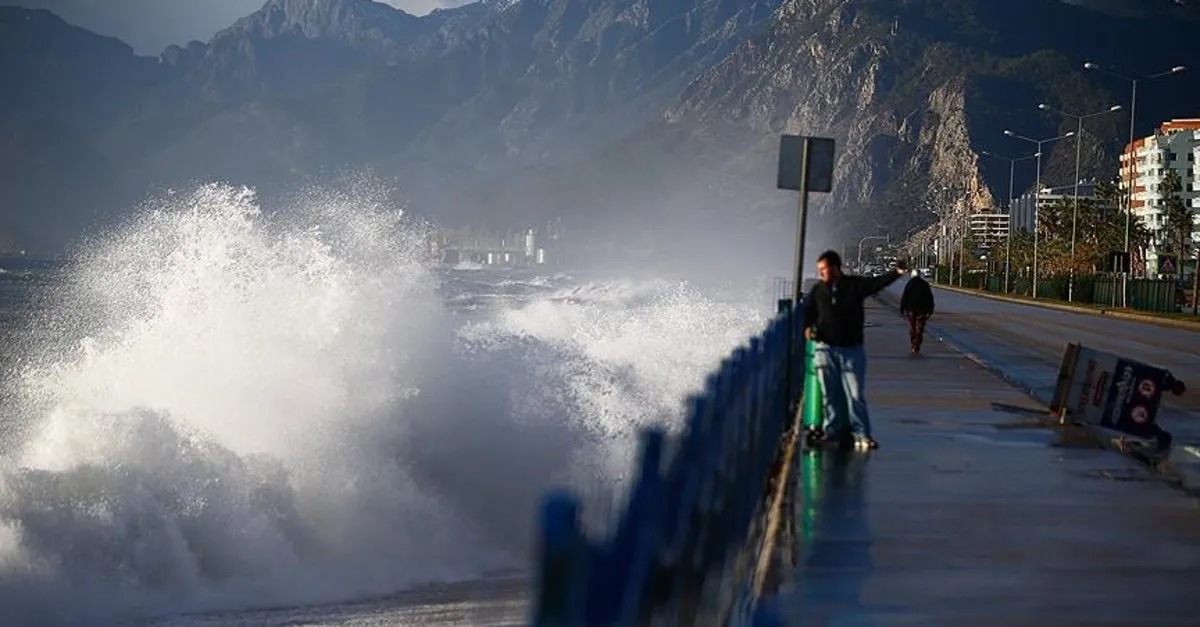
[776,134,836,417]
[1004,129,1076,298]
[1085,62,1186,306]
[981,150,1040,293]
[1037,103,1122,302]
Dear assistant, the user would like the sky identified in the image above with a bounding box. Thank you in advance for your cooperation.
[6,0,475,54]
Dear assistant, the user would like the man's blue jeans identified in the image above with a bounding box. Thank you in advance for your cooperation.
[812,342,872,437]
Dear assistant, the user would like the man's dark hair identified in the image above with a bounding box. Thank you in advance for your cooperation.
[817,249,842,268]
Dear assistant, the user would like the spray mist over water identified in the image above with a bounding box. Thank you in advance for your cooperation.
[0,182,504,623]
[0,181,772,624]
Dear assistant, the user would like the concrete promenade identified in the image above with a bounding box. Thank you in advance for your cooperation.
[778,296,1200,626]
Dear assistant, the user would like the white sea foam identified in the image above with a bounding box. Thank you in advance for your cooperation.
[0,181,769,625]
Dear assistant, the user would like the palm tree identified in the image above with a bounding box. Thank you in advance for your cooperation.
[1160,170,1192,263]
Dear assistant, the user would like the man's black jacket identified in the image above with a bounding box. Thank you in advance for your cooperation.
[900,276,935,315]
[802,272,902,347]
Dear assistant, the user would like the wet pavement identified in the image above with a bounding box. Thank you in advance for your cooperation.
[907,286,1200,432]
[780,297,1200,626]
[888,285,1200,494]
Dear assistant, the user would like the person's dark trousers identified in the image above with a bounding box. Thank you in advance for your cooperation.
[905,312,929,353]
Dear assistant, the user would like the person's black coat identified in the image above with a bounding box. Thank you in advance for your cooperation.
[900,276,935,315]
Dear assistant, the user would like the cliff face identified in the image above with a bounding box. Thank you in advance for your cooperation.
[3,0,1200,253]
[0,8,167,251]
[650,0,1147,239]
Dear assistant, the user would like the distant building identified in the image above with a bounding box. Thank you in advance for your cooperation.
[436,224,554,267]
[1120,118,1200,274]
[968,210,1009,251]
[1009,182,1098,233]
[523,227,536,259]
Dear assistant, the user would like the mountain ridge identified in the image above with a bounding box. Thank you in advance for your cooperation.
[2,0,1198,255]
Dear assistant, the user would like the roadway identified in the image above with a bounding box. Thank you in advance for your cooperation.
[881,284,1200,435]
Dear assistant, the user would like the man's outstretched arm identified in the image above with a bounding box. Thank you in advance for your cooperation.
[863,264,907,297]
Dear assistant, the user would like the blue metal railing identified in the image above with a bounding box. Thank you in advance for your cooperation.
[531,301,807,626]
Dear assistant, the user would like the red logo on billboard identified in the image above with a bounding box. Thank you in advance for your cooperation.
[1138,379,1156,399]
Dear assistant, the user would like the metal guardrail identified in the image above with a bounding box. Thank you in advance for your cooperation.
[530,301,809,626]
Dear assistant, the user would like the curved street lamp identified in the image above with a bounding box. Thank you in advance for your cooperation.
[1003,129,1076,298]
[1036,103,1123,302]
[1083,62,1186,303]
[981,149,1041,293]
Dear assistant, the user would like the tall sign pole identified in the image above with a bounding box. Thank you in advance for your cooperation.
[777,135,836,416]
[777,135,835,301]
[791,142,812,305]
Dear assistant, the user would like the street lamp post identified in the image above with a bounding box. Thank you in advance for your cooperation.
[981,150,1040,293]
[1003,129,1076,298]
[947,219,956,285]
[904,207,939,266]
[1084,62,1187,305]
[960,212,968,287]
[1037,103,1122,302]
[857,235,889,269]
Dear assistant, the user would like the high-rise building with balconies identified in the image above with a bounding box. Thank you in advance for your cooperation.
[1120,118,1200,274]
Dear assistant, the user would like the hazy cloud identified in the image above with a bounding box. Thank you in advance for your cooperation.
[6,0,475,54]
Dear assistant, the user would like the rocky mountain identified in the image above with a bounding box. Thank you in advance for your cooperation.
[586,0,1200,243]
[2,0,1199,255]
[0,8,169,251]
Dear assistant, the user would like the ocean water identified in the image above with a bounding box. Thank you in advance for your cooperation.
[0,183,772,626]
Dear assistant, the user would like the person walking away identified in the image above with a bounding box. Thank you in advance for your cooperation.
[899,271,935,354]
[802,250,906,450]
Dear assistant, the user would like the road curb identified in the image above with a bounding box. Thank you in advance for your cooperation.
[933,285,1200,332]
[1172,446,1200,497]
[877,289,1200,499]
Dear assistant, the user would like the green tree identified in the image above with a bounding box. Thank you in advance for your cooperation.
[960,225,984,270]
[1094,177,1121,221]
[1036,198,1074,276]
[1005,228,1035,271]
[1160,169,1192,262]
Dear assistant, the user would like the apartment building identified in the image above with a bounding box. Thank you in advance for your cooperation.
[968,210,1010,251]
[1120,118,1200,273]
[1009,182,1098,233]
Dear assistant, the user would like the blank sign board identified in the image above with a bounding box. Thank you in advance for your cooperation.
[776,135,835,193]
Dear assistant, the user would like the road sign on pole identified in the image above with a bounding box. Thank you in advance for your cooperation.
[776,134,836,424]
[777,135,835,194]
[1158,254,1178,275]
[777,134,836,305]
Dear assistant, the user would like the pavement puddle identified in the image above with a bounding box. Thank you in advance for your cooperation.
[949,431,1049,448]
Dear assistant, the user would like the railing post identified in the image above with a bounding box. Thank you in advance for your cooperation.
[529,303,813,626]
[532,492,586,627]
[612,428,665,625]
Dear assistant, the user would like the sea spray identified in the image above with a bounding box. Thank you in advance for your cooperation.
[0,180,771,625]
[0,182,503,624]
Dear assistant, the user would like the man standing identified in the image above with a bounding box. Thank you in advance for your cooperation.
[899,271,935,354]
[802,250,906,450]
